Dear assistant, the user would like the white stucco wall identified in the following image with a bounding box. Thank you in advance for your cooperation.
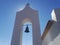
[42,9,60,45]
[42,22,60,45]
[48,33,60,45]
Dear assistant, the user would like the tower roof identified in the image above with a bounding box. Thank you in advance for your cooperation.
[17,3,38,13]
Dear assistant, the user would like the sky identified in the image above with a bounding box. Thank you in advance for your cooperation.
[22,22,33,45]
[0,0,60,45]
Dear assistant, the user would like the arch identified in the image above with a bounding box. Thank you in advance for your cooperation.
[22,18,32,25]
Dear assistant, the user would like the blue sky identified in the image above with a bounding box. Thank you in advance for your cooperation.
[0,0,60,45]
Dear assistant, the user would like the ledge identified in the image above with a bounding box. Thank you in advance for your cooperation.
[41,20,55,40]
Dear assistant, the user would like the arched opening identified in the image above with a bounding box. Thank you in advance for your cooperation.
[22,18,33,45]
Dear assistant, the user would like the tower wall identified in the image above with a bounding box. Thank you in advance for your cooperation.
[42,8,60,45]
[11,4,42,45]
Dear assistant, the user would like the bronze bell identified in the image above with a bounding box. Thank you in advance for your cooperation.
[25,25,30,33]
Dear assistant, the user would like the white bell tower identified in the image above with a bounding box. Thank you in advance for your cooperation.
[11,3,42,45]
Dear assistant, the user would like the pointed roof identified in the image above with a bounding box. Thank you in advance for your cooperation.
[17,3,38,13]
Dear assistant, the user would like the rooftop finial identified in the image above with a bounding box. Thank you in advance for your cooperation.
[26,3,30,7]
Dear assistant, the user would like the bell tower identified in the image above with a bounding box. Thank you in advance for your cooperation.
[11,3,42,45]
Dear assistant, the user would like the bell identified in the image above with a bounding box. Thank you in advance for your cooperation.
[25,25,30,33]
